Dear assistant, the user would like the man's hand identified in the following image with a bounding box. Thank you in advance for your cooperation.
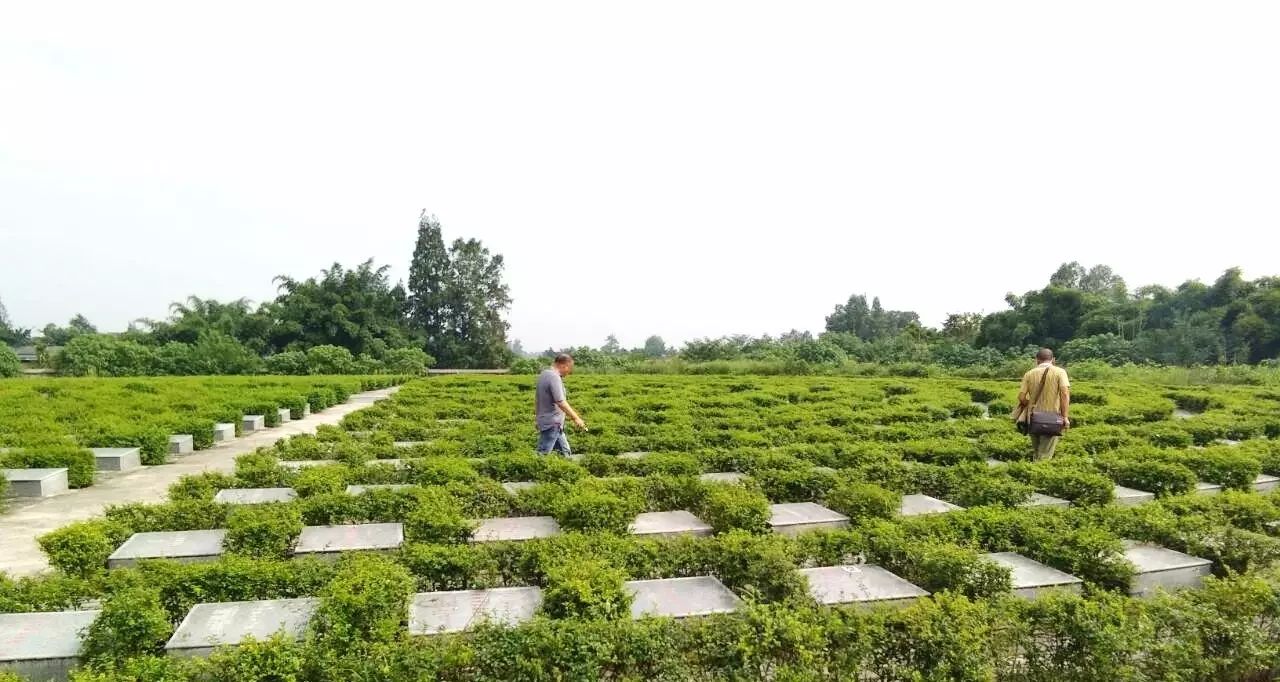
[573,416,588,431]
[1063,417,1071,430]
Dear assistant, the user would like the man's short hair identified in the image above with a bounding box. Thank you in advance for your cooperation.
[1035,348,1055,362]
[553,353,574,366]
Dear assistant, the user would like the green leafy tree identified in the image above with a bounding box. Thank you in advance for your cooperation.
[269,260,412,358]
[0,345,19,377]
[40,314,97,346]
[437,238,513,368]
[56,335,157,376]
[825,295,920,341]
[642,335,668,358]
[0,297,31,346]
[601,334,622,354]
[407,211,451,356]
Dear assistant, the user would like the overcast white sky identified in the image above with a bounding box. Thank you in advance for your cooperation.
[2,2,1278,351]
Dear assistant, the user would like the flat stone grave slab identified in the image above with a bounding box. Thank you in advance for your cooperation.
[899,494,964,517]
[626,576,742,619]
[214,488,297,505]
[812,466,837,475]
[108,530,226,568]
[165,598,318,657]
[0,609,100,681]
[394,441,427,448]
[1113,485,1155,506]
[699,472,747,484]
[985,552,1083,598]
[365,458,406,469]
[1123,540,1212,597]
[501,481,537,495]
[799,565,929,607]
[769,502,850,536]
[1195,481,1222,496]
[213,423,236,443]
[169,435,194,455]
[1267,520,1280,536]
[303,403,311,417]
[242,415,265,433]
[1022,493,1070,509]
[91,447,142,472]
[630,510,713,539]
[277,408,292,424]
[2,468,70,498]
[279,459,338,471]
[408,587,543,635]
[347,430,373,439]
[470,516,561,543]
[345,484,415,495]
[1253,474,1279,493]
[986,458,1007,468]
[293,523,404,558]
[618,452,650,460]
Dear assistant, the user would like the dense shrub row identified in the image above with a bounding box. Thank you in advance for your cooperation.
[10,375,1280,680]
[0,375,402,464]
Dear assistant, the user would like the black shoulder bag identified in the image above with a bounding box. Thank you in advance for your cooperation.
[1024,366,1066,437]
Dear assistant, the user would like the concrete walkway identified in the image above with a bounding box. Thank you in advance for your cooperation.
[0,386,399,577]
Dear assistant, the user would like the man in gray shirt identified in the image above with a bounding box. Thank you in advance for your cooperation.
[536,354,587,455]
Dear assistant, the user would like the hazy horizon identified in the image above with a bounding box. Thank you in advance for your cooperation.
[3,2,1278,351]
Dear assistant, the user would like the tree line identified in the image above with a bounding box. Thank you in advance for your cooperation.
[533,262,1280,371]
[4,238,1278,377]
[0,213,513,376]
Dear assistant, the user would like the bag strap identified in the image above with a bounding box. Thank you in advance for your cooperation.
[1029,365,1053,414]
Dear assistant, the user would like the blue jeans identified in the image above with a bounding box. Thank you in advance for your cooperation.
[536,425,572,456]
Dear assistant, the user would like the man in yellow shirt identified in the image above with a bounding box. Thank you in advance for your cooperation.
[1016,348,1071,460]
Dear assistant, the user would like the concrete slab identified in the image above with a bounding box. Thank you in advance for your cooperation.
[2,468,70,498]
[1113,485,1155,507]
[618,452,650,460]
[91,447,142,473]
[812,466,837,475]
[768,502,850,536]
[626,577,742,619]
[799,565,928,607]
[629,510,713,539]
[470,516,561,543]
[303,404,311,417]
[1022,493,1070,509]
[345,484,415,495]
[293,523,403,558]
[985,458,1007,468]
[279,459,338,471]
[985,552,1083,598]
[277,408,292,425]
[1194,481,1222,496]
[0,609,100,681]
[213,423,236,443]
[1253,474,1279,493]
[501,481,537,495]
[242,415,265,434]
[408,587,543,635]
[213,488,297,505]
[365,458,406,469]
[165,598,318,657]
[107,529,226,568]
[699,472,747,484]
[899,494,964,517]
[1123,540,1213,597]
[394,441,427,448]
[169,435,194,455]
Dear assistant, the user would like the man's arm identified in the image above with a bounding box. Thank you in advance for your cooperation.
[557,400,587,430]
[1059,385,1071,428]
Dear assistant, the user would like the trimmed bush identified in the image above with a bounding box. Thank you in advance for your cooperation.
[224,505,303,559]
[82,586,173,664]
[542,558,632,620]
[555,489,644,535]
[312,554,413,646]
[825,482,901,522]
[699,485,771,534]
[38,519,132,578]
[403,491,474,543]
